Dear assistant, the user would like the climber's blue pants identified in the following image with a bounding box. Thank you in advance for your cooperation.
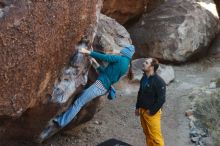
[54,81,107,127]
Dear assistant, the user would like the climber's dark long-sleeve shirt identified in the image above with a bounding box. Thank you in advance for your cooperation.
[136,73,166,115]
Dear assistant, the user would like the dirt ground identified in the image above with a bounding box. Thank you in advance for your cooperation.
[6,57,220,146]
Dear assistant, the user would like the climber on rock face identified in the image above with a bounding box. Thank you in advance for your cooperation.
[38,44,135,142]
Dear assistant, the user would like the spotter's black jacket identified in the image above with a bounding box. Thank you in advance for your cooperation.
[136,73,166,115]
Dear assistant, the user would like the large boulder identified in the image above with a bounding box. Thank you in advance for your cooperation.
[93,14,132,53]
[128,0,220,62]
[0,0,102,143]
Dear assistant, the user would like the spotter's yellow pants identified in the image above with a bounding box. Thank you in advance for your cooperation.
[140,108,164,146]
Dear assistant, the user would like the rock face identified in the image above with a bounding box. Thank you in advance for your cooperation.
[210,31,220,57]
[102,0,165,25]
[102,0,148,24]
[93,14,132,53]
[146,0,165,13]
[132,58,175,84]
[157,64,175,85]
[129,0,220,62]
[0,0,102,143]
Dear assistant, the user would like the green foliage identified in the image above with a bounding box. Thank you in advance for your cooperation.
[194,92,220,146]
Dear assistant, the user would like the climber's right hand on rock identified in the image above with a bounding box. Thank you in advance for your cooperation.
[79,48,91,54]
[89,58,100,69]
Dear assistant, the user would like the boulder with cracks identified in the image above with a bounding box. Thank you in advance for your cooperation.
[0,0,103,144]
[128,0,220,62]
[93,14,132,53]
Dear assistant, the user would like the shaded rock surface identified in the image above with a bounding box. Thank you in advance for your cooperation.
[129,0,220,62]
[102,0,164,25]
[102,0,149,24]
[214,0,220,15]
[210,32,220,57]
[0,0,102,143]
[146,0,165,13]
[93,14,131,53]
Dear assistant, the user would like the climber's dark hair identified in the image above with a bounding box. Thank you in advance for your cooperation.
[151,58,159,72]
